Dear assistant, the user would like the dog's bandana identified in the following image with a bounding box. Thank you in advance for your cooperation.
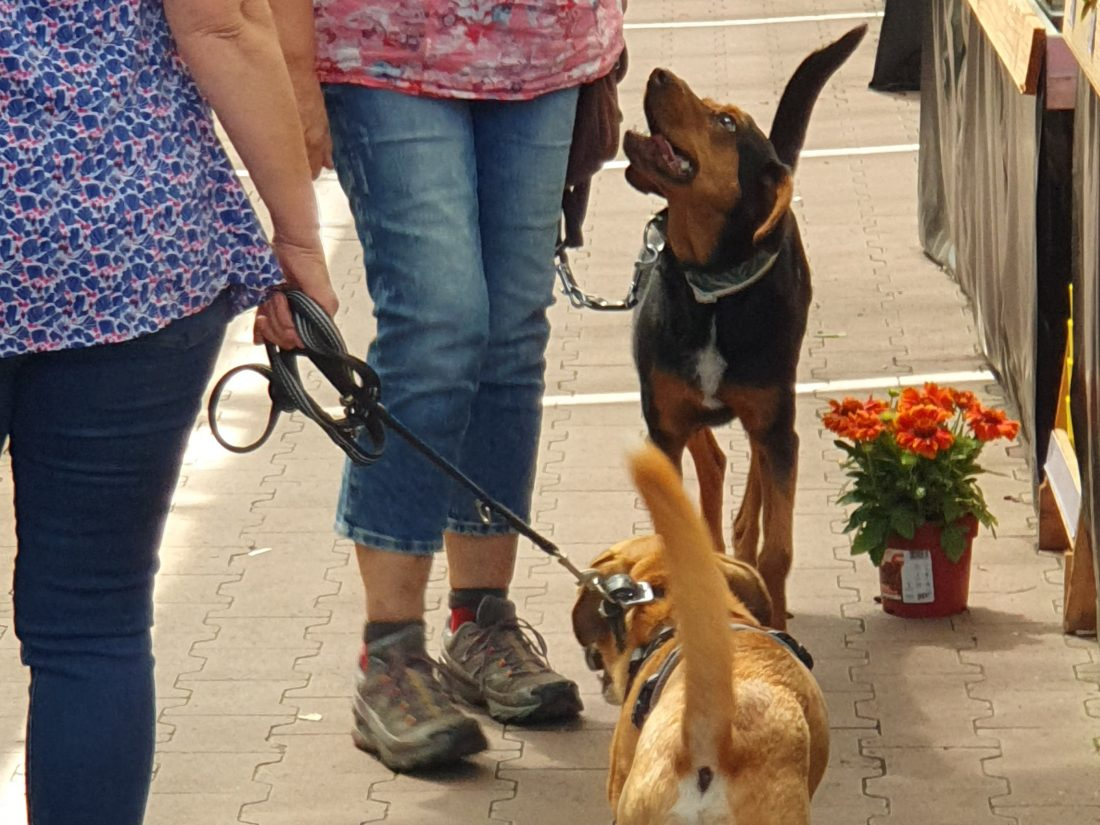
[637,215,780,304]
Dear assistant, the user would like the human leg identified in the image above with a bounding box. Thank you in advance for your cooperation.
[436,88,583,723]
[325,83,490,571]
[325,85,492,768]
[6,298,229,825]
[443,86,580,550]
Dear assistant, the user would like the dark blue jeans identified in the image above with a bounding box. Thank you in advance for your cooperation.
[0,296,230,825]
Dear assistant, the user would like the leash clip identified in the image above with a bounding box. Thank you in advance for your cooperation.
[601,572,657,607]
[475,500,494,525]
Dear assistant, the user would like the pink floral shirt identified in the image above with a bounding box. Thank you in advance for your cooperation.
[314,0,624,100]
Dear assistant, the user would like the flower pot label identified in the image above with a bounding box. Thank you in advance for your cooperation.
[879,549,935,604]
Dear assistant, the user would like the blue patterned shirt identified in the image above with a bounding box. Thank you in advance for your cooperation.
[0,0,282,357]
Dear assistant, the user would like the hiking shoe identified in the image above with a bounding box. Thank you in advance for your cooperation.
[438,596,583,724]
[351,623,488,772]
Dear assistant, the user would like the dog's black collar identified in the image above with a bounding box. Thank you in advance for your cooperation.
[626,624,677,688]
[639,213,780,304]
[630,623,815,730]
[629,627,681,729]
[764,628,815,671]
[681,248,780,304]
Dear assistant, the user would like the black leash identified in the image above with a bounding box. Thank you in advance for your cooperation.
[207,290,646,607]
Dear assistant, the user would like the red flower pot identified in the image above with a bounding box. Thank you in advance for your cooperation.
[877,516,978,618]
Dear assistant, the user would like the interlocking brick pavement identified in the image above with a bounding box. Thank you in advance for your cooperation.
[1,2,1099,824]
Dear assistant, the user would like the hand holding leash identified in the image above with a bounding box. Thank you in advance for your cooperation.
[209,290,385,464]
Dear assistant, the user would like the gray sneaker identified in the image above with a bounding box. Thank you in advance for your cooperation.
[438,596,583,724]
[352,623,488,772]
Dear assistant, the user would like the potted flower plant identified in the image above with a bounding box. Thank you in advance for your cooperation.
[821,383,1020,617]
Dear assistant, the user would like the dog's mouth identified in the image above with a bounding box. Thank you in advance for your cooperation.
[623,130,697,184]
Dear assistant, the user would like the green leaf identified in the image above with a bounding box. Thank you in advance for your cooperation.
[889,508,918,540]
[844,509,864,533]
[940,523,968,563]
[853,525,888,558]
[942,497,963,523]
[852,515,891,561]
[833,440,859,458]
[851,529,878,556]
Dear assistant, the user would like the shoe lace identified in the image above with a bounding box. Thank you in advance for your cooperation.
[377,650,455,722]
[461,619,552,682]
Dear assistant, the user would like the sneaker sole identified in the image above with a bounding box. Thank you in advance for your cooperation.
[441,669,584,725]
[351,702,488,772]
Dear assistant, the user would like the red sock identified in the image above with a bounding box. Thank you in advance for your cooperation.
[450,606,477,632]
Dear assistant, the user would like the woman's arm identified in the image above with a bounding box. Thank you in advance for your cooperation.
[163,0,338,346]
[269,0,332,176]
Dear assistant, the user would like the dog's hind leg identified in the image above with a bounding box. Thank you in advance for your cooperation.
[733,450,762,565]
[686,428,727,553]
[722,386,798,630]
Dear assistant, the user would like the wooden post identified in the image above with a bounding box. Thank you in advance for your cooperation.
[1064,514,1098,634]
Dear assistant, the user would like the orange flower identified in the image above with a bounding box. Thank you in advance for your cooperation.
[846,410,886,442]
[966,406,1020,442]
[898,382,955,413]
[894,404,954,459]
[822,397,886,436]
[952,390,979,411]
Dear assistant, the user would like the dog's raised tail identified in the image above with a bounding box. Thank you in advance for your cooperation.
[768,24,867,171]
[630,445,742,761]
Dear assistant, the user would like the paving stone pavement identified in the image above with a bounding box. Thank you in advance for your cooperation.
[2,2,1100,823]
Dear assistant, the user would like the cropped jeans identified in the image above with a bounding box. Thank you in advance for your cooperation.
[325,85,578,554]
[0,295,230,824]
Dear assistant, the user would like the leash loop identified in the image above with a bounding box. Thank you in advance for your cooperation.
[206,291,386,465]
[206,363,285,455]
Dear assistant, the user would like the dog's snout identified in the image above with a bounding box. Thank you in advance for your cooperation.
[649,68,671,87]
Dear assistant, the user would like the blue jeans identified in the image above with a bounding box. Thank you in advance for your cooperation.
[325,85,579,554]
[0,296,230,825]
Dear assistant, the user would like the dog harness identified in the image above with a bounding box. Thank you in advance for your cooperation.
[629,623,815,730]
[637,214,781,305]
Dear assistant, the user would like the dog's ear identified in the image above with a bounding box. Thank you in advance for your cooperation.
[751,160,793,245]
[572,587,610,647]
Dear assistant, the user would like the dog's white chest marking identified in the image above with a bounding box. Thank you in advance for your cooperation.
[667,772,730,824]
[695,323,727,410]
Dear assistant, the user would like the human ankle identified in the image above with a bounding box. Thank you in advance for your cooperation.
[448,588,508,631]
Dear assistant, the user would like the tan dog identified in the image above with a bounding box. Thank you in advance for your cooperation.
[573,446,829,824]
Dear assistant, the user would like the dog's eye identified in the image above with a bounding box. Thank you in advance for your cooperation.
[715,112,737,132]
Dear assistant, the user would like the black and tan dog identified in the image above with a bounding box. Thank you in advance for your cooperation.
[624,26,867,629]
[573,445,829,823]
